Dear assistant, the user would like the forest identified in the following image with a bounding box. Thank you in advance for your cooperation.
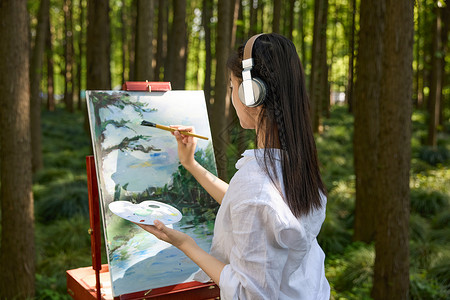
[0,0,449,299]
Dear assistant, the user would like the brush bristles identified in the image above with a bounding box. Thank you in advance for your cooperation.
[141,120,156,127]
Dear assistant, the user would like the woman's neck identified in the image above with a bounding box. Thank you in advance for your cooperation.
[256,124,281,149]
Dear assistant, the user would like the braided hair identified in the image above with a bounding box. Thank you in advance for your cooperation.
[227,33,326,217]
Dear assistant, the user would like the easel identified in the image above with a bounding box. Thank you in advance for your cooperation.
[66,82,220,299]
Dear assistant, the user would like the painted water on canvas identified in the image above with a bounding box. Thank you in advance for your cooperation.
[86,90,218,296]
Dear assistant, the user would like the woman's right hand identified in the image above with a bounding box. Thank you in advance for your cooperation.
[170,125,197,168]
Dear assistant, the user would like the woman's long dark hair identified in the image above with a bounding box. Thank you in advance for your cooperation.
[227,33,326,217]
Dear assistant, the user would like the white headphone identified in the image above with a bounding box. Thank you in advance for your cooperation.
[238,34,267,107]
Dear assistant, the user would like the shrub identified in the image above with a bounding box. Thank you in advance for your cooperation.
[417,146,450,166]
[333,243,375,292]
[35,179,89,223]
[410,271,449,300]
[410,188,449,218]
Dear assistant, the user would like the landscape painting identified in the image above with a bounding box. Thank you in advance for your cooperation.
[86,90,218,296]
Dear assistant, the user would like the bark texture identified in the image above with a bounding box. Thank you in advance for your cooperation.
[372,0,414,298]
[353,0,385,243]
[86,0,111,90]
[212,0,232,180]
[0,0,35,297]
[30,0,50,173]
[134,0,155,81]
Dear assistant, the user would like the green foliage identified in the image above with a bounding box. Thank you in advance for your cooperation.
[410,271,450,300]
[417,146,450,166]
[410,188,449,218]
[35,216,94,297]
[327,243,374,300]
[35,178,89,223]
[317,181,354,254]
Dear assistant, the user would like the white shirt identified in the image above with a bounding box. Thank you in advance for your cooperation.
[197,149,330,299]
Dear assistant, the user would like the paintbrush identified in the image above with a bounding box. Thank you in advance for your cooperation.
[141,120,209,140]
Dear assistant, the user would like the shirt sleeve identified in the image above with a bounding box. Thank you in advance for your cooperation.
[218,200,309,300]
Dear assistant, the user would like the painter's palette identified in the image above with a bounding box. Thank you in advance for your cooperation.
[109,201,182,225]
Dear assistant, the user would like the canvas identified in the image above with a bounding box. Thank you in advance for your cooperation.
[86,90,218,296]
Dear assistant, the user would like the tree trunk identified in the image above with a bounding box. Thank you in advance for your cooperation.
[85,0,111,136]
[346,0,356,113]
[165,0,187,89]
[298,0,307,67]
[414,0,423,108]
[135,0,155,81]
[64,0,74,112]
[46,14,55,112]
[129,0,137,80]
[212,0,232,180]
[155,0,168,80]
[202,0,213,115]
[30,0,49,173]
[320,0,329,121]
[353,0,385,243]
[257,0,264,33]
[249,0,257,36]
[426,2,443,147]
[0,0,35,298]
[273,0,282,33]
[309,0,328,133]
[372,0,413,298]
[76,0,85,110]
[230,0,240,49]
[86,0,111,90]
[287,0,295,39]
[439,1,449,125]
[236,0,245,46]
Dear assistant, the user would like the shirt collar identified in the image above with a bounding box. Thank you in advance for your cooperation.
[236,149,283,170]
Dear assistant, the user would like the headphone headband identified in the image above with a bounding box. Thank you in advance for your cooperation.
[239,34,266,107]
[243,33,264,60]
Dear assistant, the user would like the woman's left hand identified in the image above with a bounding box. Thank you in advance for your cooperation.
[136,220,195,250]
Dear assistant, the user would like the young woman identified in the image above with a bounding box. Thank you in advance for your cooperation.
[137,33,330,299]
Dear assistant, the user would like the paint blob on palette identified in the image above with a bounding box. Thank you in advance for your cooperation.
[109,200,182,225]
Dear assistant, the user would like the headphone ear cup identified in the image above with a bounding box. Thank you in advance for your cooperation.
[238,77,267,107]
[251,77,267,107]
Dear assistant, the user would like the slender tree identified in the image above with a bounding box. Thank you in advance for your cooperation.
[426,1,443,147]
[309,0,328,132]
[86,0,111,135]
[346,0,356,113]
[273,0,282,33]
[46,15,55,111]
[76,0,85,110]
[230,0,240,49]
[415,0,424,108]
[287,0,295,39]
[129,0,137,80]
[121,0,127,83]
[0,0,35,297]
[439,1,449,125]
[249,0,258,35]
[320,0,329,119]
[155,0,168,80]
[372,0,413,298]
[298,0,307,67]
[135,0,155,81]
[212,0,232,180]
[353,0,385,243]
[202,0,213,114]
[64,0,74,112]
[166,0,187,89]
[30,0,50,173]
[86,0,111,90]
